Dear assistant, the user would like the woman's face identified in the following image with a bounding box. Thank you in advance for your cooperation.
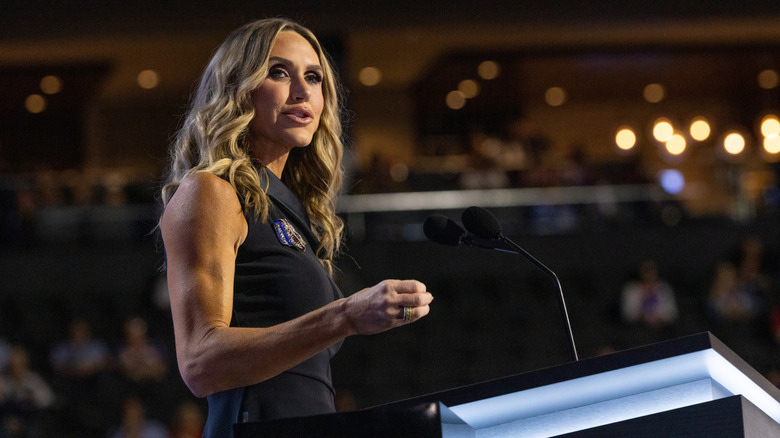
[249,30,325,160]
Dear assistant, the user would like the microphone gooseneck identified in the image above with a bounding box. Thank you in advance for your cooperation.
[459,207,579,362]
[461,207,579,362]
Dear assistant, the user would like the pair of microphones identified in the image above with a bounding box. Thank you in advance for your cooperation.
[423,206,579,362]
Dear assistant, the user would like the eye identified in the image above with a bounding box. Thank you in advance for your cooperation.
[268,65,289,79]
[306,71,323,85]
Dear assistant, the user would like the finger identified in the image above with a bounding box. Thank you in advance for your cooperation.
[399,291,434,307]
[398,304,431,323]
[391,280,433,307]
[415,304,431,319]
[399,306,413,322]
[393,279,427,295]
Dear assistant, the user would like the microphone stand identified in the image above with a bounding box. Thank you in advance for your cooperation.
[495,235,579,362]
[427,210,580,363]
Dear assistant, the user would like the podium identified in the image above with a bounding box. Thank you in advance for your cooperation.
[234,332,780,437]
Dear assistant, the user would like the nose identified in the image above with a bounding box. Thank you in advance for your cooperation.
[291,77,311,102]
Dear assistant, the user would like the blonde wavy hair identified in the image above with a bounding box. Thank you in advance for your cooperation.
[161,18,344,273]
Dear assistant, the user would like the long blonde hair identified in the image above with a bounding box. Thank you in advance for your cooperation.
[161,18,344,272]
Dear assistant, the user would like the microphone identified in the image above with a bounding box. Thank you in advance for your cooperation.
[461,205,502,239]
[423,214,504,250]
[460,206,579,362]
[422,215,466,246]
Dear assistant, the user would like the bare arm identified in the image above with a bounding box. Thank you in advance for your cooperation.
[161,172,432,397]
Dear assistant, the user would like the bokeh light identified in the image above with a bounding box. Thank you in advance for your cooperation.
[760,114,780,137]
[723,131,746,155]
[40,75,63,94]
[643,83,665,103]
[446,90,466,109]
[137,69,160,89]
[359,66,382,86]
[25,94,47,113]
[477,60,501,80]
[757,69,780,90]
[665,133,686,155]
[389,162,409,182]
[615,126,637,151]
[764,135,780,154]
[689,118,711,141]
[458,79,480,98]
[545,87,567,107]
[653,118,674,142]
[659,169,685,195]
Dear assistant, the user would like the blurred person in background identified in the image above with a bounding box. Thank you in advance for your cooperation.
[1,346,56,437]
[116,316,169,384]
[49,317,111,434]
[108,396,168,438]
[168,400,204,438]
[620,259,679,329]
[49,317,110,383]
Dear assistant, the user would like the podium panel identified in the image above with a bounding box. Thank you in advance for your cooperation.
[233,401,443,437]
[555,395,780,438]
[235,333,780,437]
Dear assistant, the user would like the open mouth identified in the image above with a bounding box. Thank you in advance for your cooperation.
[283,107,314,122]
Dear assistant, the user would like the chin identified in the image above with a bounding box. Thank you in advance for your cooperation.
[283,131,316,149]
[291,134,317,149]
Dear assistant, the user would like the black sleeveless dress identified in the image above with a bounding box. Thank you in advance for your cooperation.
[202,171,343,437]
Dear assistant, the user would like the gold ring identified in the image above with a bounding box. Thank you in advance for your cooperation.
[403,306,413,322]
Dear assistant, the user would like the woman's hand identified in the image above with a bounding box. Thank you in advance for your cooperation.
[343,279,433,335]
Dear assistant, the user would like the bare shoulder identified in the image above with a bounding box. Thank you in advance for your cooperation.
[166,172,240,213]
[179,172,240,205]
[162,172,247,244]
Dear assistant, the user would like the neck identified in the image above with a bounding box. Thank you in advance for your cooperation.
[253,144,289,179]
[265,158,287,179]
[252,139,290,179]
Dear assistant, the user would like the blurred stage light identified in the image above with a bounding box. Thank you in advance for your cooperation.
[478,60,501,80]
[659,169,685,195]
[644,83,665,103]
[689,118,711,141]
[545,87,567,107]
[723,131,746,155]
[137,69,160,89]
[758,69,780,90]
[665,133,686,155]
[25,94,47,113]
[760,115,780,138]
[615,127,637,151]
[40,75,63,94]
[446,90,466,109]
[653,118,674,142]
[359,66,382,86]
[458,79,480,98]
[764,135,780,154]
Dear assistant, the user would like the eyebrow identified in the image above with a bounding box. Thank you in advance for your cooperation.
[268,56,323,72]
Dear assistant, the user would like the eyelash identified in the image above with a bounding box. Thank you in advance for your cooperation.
[268,66,323,84]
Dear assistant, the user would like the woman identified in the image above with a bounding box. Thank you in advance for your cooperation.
[159,18,433,436]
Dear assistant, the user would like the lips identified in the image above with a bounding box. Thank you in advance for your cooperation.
[282,107,314,123]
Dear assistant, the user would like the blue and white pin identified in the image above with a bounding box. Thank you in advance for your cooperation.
[274,218,306,251]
